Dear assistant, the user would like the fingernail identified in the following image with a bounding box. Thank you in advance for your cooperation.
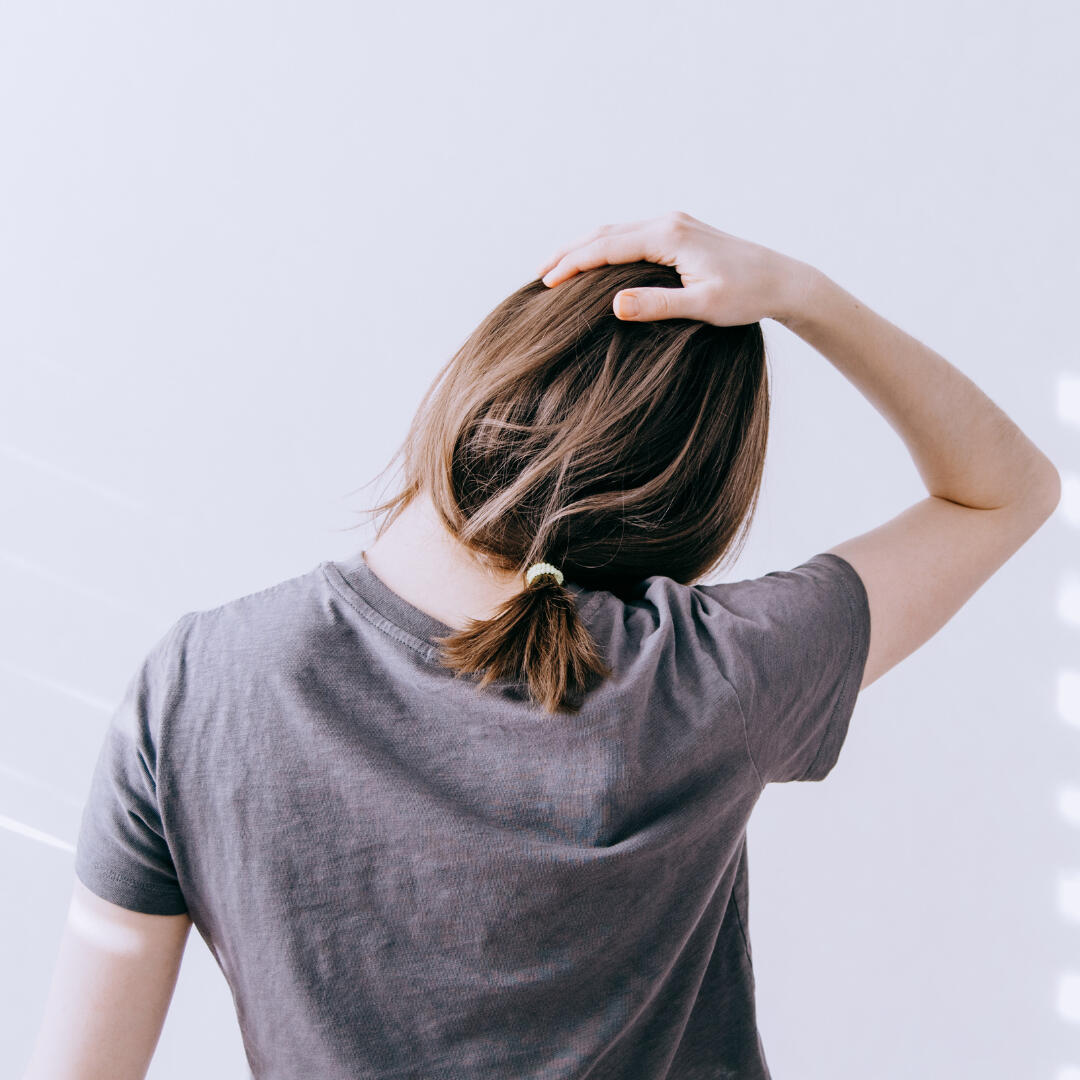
[618,293,638,317]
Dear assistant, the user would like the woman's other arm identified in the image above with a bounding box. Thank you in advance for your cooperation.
[20,878,192,1080]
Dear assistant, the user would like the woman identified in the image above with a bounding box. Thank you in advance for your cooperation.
[23,212,1060,1079]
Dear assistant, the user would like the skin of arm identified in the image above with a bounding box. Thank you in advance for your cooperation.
[774,263,1060,512]
[20,878,192,1080]
[772,260,1061,689]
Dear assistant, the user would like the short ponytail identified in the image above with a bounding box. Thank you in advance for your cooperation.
[432,563,611,715]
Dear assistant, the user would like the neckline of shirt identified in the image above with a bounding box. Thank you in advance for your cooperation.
[322,547,603,655]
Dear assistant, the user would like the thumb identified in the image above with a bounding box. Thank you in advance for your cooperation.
[613,286,700,322]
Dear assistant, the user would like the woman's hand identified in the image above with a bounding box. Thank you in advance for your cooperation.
[535,210,816,327]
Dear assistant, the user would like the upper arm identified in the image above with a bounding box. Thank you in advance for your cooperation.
[21,878,192,1080]
[825,486,1060,693]
[73,617,192,917]
[22,617,198,1078]
[693,549,872,784]
[690,477,1058,785]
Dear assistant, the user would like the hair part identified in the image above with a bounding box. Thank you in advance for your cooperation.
[347,262,770,714]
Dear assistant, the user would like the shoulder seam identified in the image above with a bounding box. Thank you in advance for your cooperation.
[692,583,767,793]
[728,671,766,793]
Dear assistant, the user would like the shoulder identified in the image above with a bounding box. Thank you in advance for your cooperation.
[574,572,746,688]
[576,553,863,685]
[174,562,331,673]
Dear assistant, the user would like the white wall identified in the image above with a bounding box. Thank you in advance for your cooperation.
[3,2,1076,1077]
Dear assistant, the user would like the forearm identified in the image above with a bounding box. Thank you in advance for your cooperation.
[773,264,1060,511]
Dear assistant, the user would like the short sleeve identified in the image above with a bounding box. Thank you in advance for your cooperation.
[74,615,194,915]
[692,552,871,785]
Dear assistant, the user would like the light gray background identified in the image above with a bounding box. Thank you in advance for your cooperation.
[3,2,1077,1077]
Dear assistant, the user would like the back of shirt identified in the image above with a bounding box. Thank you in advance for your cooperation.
[74,547,870,1080]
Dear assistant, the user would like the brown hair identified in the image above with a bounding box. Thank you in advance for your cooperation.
[347,262,770,714]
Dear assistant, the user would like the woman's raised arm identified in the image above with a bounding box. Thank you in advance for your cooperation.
[538,210,1061,691]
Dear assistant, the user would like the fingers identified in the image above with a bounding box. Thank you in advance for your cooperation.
[534,220,646,282]
[540,223,671,288]
[535,226,608,279]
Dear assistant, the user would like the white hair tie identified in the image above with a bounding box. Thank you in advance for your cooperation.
[525,561,564,588]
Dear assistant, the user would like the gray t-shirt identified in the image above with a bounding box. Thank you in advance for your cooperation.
[75,546,870,1079]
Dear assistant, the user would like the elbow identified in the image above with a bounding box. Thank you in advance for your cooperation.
[1033,463,1062,516]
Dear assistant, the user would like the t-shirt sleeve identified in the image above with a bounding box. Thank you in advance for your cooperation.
[692,552,871,785]
[74,615,194,915]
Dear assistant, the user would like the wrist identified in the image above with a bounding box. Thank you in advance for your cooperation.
[769,258,826,329]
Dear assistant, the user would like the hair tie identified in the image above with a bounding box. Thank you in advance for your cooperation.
[525,561,564,588]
